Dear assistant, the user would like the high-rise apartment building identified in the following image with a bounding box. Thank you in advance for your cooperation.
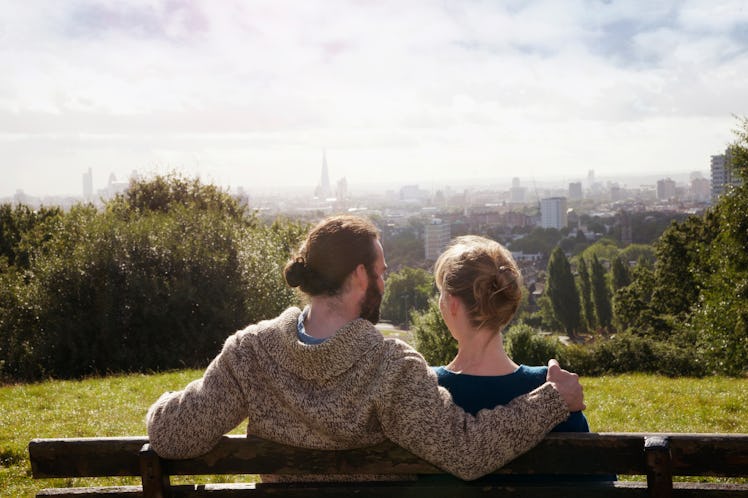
[711,149,742,202]
[540,197,568,230]
[425,218,451,261]
[656,178,676,201]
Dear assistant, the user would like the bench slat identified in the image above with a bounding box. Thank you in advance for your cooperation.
[36,482,748,498]
[30,437,148,478]
[30,433,748,478]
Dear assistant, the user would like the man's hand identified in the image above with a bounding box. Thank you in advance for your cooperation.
[546,359,586,412]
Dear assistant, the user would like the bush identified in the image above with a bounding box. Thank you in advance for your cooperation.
[557,332,706,377]
[0,175,302,380]
[504,323,562,366]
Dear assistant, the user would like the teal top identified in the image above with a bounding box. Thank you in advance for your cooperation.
[433,364,589,432]
[429,364,615,482]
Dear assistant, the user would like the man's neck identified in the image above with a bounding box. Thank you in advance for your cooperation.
[304,298,359,339]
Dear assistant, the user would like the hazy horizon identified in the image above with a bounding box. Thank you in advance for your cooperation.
[3,1,746,198]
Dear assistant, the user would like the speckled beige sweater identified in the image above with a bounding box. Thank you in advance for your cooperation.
[146,307,568,480]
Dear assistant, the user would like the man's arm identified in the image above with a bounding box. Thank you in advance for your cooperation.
[146,333,248,458]
[376,347,576,481]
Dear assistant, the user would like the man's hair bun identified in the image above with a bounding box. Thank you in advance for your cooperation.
[284,258,308,288]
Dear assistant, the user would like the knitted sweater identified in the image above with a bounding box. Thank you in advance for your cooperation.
[146,307,569,480]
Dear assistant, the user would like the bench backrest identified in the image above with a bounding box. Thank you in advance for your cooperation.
[29,432,748,497]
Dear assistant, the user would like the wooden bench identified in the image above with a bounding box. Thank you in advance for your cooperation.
[29,432,748,497]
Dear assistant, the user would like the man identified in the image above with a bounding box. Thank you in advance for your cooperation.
[147,215,584,480]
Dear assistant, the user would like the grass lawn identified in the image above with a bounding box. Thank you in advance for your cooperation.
[3,371,747,497]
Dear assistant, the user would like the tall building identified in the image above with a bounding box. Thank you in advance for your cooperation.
[568,181,583,200]
[656,178,676,201]
[540,197,568,230]
[510,177,526,203]
[425,218,451,261]
[690,177,710,202]
[711,149,742,202]
[315,150,333,199]
[82,168,93,201]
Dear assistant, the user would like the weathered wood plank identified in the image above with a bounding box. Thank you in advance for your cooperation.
[36,481,748,498]
[30,433,748,478]
[30,437,148,478]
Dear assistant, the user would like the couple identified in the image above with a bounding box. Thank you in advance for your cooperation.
[146,215,586,481]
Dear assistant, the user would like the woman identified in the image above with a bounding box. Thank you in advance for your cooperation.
[433,235,589,431]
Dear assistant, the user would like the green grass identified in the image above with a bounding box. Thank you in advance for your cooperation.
[3,372,747,497]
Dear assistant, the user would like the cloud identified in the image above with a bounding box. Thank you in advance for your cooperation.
[1,0,746,197]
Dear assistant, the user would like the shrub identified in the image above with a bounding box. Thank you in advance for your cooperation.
[0,176,302,380]
[504,323,562,366]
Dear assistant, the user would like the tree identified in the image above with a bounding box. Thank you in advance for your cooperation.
[411,297,456,365]
[591,255,612,332]
[0,175,300,381]
[546,247,582,339]
[577,257,595,332]
[688,117,748,375]
[611,256,631,292]
[380,267,435,327]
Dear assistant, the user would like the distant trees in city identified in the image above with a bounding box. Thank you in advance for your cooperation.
[546,247,582,339]
[380,267,434,327]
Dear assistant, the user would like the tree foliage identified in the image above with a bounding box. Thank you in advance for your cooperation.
[0,174,302,381]
[577,258,595,332]
[591,255,612,332]
[613,117,748,375]
[380,267,434,327]
[411,297,456,366]
[546,247,582,338]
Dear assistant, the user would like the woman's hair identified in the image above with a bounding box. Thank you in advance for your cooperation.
[434,235,523,331]
[284,215,380,296]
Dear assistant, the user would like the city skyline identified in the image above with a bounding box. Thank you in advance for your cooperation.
[3,1,747,198]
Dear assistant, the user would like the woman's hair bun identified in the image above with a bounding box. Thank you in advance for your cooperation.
[284,258,307,288]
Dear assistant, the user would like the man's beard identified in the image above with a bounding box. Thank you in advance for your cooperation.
[359,274,383,324]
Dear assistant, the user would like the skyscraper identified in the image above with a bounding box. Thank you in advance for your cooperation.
[315,150,333,199]
[82,168,93,201]
[656,178,676,201]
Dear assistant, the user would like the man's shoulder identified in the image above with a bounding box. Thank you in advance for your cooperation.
[231,307,302,345]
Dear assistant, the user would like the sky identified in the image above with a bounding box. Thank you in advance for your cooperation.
[2,0,748,198]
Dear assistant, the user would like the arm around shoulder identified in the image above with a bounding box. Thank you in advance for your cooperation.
[375,345,569,480]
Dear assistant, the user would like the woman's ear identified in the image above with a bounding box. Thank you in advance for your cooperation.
[447,293,461,317]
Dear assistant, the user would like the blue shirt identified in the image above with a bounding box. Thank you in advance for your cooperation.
[429,364,614,482]
[296,306,328,345]
[432,364,589,432]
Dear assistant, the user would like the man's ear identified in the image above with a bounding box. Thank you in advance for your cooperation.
[353,263,369,291]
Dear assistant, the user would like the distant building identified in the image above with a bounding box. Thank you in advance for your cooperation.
[314,150,333,199]
[568,181,583,200]
[690,176,711,203]
[711,149,742,202]
[656,178,676,201]
[540,197,568,230]
[510,177,526,203]
[335,177,348,201]
[82,168,93,201]
[425,218,451,261]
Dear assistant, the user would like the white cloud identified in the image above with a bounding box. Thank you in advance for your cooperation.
[1,0,745,197]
